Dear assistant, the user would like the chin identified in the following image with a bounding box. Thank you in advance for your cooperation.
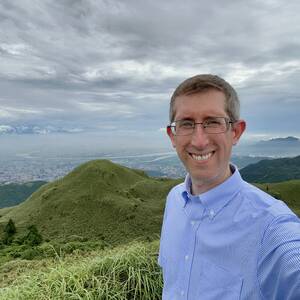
[190,167,229,186]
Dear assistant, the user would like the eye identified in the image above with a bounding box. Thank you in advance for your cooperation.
[177,120,194,128]
[205,118,223,126]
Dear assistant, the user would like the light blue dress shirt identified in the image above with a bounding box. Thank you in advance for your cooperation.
[158,166,300,299]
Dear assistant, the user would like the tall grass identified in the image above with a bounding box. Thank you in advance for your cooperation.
[0,241,163,300]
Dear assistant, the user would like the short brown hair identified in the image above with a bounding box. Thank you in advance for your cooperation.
[169,74,240,123]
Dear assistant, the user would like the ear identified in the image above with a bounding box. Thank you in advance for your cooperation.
[232,120,246,145]
[167,126,176,148]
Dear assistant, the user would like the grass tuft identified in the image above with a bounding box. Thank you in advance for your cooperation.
[0,241,163,300]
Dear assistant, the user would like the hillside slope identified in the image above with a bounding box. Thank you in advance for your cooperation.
[240,155,300,183]
[256,180,300,216]
[0,160,179,245]
[0,181,47,208]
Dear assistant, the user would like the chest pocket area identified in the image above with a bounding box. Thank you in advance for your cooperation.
[197,259,243,300]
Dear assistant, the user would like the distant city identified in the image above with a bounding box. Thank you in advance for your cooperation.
[0,135,299,183]
[0,152,183,183]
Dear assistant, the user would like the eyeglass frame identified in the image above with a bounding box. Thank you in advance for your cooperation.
[167,116,236,136]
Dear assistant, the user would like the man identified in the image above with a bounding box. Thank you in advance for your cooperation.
[158,74,300,299]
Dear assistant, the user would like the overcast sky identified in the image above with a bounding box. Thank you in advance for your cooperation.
[0,0,300,149]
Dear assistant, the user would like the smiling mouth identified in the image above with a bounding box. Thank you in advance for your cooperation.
[190,151,214,161]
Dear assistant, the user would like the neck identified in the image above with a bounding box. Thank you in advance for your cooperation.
[190,165,233,195]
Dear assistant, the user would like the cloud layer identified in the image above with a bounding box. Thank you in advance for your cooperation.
[1,0,300,144]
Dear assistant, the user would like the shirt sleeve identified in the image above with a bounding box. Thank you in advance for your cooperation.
[158,192,170,268]
[258,214,300,300]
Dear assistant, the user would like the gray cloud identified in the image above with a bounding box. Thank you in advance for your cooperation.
[0,0,299,146]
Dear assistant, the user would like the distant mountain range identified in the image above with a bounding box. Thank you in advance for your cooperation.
[256,136,300,145]
[0,125,83,135]
[235,136,300,157]
[240,155,300,183]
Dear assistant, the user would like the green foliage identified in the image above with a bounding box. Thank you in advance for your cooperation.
[0,181,47,208]
[8,245,28,258]
[4,219,16,235]
[256,180,300,216]
[0,160,178,246]
[2,235,13,246]
[241,155,300,183]
[269,191,282,199]
[2,219,16,245]
[24,225,43,246]
[0,241,163,300]
[0,240,107,268]
[20,247,44,260]
[0,158,300,298]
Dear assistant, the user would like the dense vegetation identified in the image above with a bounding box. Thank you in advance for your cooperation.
[0,161,169,298]
[0,160,179,245]
[256,180,300,215]
[1,158,299,299]
[240,155,300,183]
[0,181,46,208]
[0,241,162,300]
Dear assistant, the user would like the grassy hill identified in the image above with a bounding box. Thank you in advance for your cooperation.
[256,179,300,216]
[0,160,179,245]
[0,160,300,299]
[0,181,47,208]
[0,241,162,299]
[240,155,300,183]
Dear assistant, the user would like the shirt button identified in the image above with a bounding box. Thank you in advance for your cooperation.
[180,290,185,296]
[190,220,195,226]
[209,209,215,218]
[185,255,189,261]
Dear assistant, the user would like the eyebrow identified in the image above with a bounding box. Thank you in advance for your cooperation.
[175,115,227,121]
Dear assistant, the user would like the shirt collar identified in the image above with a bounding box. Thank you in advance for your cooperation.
[181,165,245,217]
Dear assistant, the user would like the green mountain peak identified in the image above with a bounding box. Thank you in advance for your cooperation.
[0,160,178,245]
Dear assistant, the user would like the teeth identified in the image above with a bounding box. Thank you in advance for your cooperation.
[191,152,212,161]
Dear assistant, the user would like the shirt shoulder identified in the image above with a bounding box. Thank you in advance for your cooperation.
[239,181,296,219]
[239,182,300,298]
[257,208,300,299]
[168,181,185,195]
[166,181,185,204]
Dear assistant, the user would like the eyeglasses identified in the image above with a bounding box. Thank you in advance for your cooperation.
[168,117,234,136]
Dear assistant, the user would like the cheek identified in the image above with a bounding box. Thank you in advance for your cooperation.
[174,136,187,148]
[175,142,188,158]
[223,141,234,156]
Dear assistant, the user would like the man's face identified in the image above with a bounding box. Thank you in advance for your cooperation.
[167,89,245,194]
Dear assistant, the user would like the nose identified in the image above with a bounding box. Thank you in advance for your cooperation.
[190,123,209,148]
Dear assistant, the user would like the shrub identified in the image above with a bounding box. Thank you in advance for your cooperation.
[24,225,43,246]
[20,247,43,260]
[2,219,16,245]
[4,219,16,236]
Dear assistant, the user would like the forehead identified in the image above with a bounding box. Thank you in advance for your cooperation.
[173,90,227,119]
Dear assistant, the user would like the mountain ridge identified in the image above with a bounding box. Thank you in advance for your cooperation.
[240,155,300,183]
[0,159,179,245]
[256,136,300,145]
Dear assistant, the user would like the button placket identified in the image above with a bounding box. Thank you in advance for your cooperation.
[209,209,215,219]
[180,197,204,299]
